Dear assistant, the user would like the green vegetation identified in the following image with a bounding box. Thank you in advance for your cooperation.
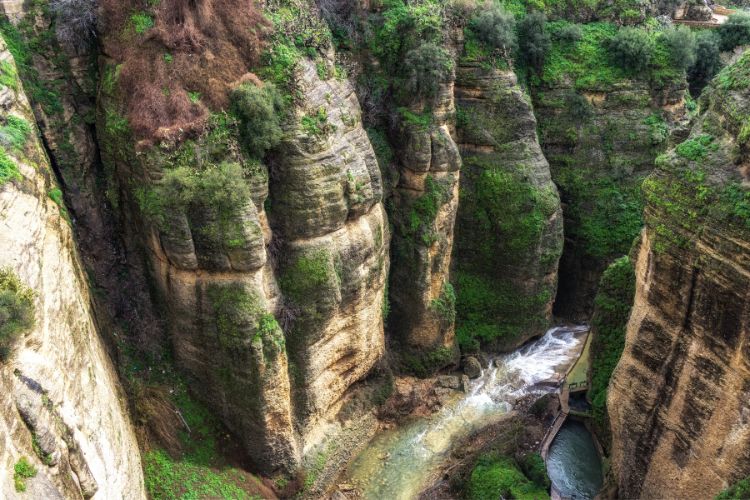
[0,59,17,90]
[230,83,285,158]
[588,256,635,438]
[13,457,37,492]
[130,12,155,34]
[402,346,454,378]
[0,147,21,186]
[467,453,549,500]
[518,11,551,74]
[455,271,551,352]
[143,385,263,500]
[301,106,334,137]
[402,42,454,98]
[608,27,653,73]
[718,13,750,51]
[48,187,71,222]
[556,168,644,259]
[0,268,35,361]
[469,4,516,56]
[518,453,551,491]
[280,250,338,324]
[402,175,448,246]
[688,30,722,96]
[430,282,456,325]
[663,25,696,71]
[675,134,718,162]
[138,160,255,249]
[0,115,32,151]
[717,476,750,500]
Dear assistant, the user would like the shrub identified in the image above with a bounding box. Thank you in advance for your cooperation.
[688,30,722,96]
[519,11,551,74]
[469,4,516,55]
[554,22,583,43]
[402,42,454,99]
[717,476,750,500]
[230,83,284,158]
[0,268,35,360]
[662,25,696,71]
[608,27,654,73]
[0,147,21,186]
[139,161,254,249]
[468,454,549,500]
[13,457,37,492]
[518,453,551,490]
[0,115,32,151]
[719,13,750,52]
[50,0,97,51]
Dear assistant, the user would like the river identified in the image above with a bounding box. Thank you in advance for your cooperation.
[340,325,590,499]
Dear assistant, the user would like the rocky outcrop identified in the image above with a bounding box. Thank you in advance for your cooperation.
[608,51,750,499]
[454,61,563,352]
[0,39,145,499]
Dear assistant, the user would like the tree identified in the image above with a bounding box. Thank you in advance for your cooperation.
[469,4,516,55]
[402,42,454,99]
[688,30,722,96]
[718,13,750,51]
[518,11,551,74]
[230,83,284,159]
[608,27,654,73]
[663,25,697,71]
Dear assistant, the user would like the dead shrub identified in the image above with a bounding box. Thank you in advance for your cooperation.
[99,0,270,143]
[133,384,184,456]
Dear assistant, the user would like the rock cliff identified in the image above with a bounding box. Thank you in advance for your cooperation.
[608,51,750,499]
[0,38,145,499]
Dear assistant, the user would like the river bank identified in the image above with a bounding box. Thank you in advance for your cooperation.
[328,326,589,499]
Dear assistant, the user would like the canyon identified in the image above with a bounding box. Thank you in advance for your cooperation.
[0,0,748,498]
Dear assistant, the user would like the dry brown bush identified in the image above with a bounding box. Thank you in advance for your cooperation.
[99,0,270,143]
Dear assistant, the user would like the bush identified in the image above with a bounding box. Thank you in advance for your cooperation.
[230,83,284,159]
[139,161,254,249]
[719,13,750,52]
[50,0,97,51]
[518,453,551,490]
[13,457,37,492]
[0,268,35,361]
[608,27,654,73]
[469,4,516,55]
[662,25,696,71]
[688,30,722,96]
[402,42,454,99]
[554,23,583,43]
[467,454,549,500]
[519,11,551,74]
[717,476,750,500]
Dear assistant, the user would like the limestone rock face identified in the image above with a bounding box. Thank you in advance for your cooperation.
[388,77,461,352]
[608,52,750,499]
[0,40,145,499]
[271,58,389,450]
[454,62,563,352]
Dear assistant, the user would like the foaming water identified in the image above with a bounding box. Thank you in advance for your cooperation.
[341,325,588,500]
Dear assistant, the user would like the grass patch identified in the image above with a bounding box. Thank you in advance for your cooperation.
[0,147,21,186]
[13,457,36,492]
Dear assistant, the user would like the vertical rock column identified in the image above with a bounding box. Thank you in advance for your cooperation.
[270,59,389,451]
[453,61,563,352]
[388,77,461,353]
